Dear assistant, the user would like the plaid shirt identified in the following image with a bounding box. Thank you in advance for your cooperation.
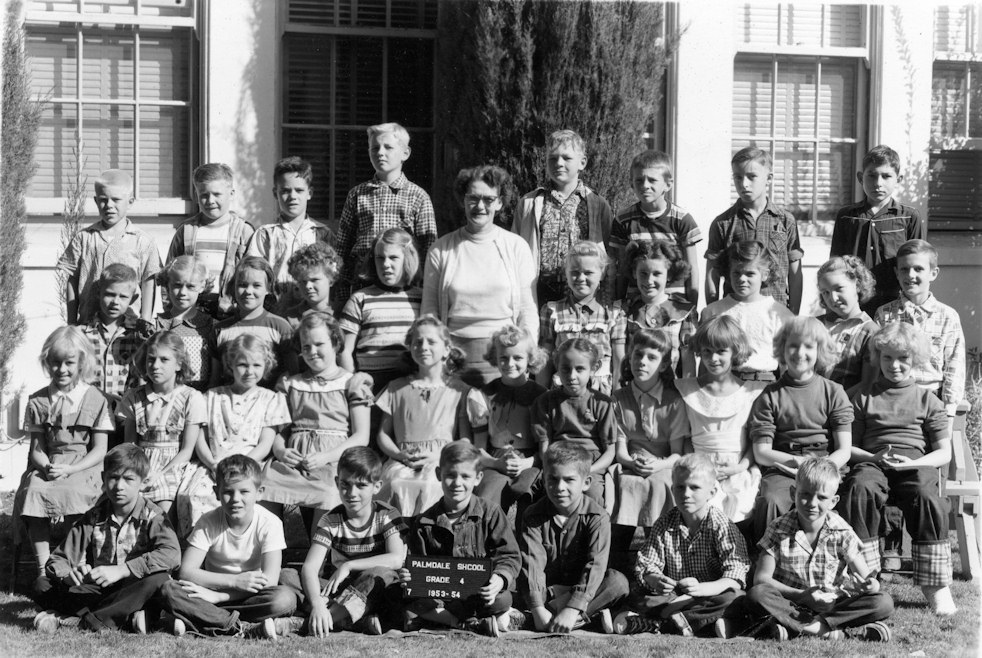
[705,200,803,308]
[635,506,749,590]
[758,510,861,590]
[819,311,878,391]
[334,174,436,295]
[537,181,590,281]
[874,293,965,415]
[81,315,147,402]
[247,215,333,297]
[539,294,625,379]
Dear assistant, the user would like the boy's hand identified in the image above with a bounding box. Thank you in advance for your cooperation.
[860,576,880,594]
[88,564,130,588]
[397,567,411,584]
[232,570,269,593]
[800,587,836,612]
[676,577,714,597]
[321,563,351,598]
[479,574,505,605]
[67,563,92,586]
[643,572,676,596]
[504,456,532,478]
[177,580,226,604]
[549,607,581,633]
[278,447,304,468]
[308,601,333,637]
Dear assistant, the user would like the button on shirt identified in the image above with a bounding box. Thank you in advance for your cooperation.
[537,182,590,280]
[758,509,861,590]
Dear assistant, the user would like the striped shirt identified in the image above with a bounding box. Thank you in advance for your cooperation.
[194,220,232,283]
[610,202,701,292]
[312,500,406,567]
[338,285,421,373]
[214,311,295,386]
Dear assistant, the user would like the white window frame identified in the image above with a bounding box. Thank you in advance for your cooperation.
[24,0,197,216]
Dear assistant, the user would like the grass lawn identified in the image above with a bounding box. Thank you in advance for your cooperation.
[0,495,977,657]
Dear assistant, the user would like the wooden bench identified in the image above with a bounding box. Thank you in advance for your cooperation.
[946,401,981,580]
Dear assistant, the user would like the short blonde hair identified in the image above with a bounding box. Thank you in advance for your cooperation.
[772,316,836,372]
[796,457,841,491]
[94,169,133,195]
[367,122,410,148]
[483,324,547,373]
[869,322,932,369]
[40,326,97,384]
[566,240,608,270]
[547,129,586,156]
[672,453,717,486]
[158,255,214,293]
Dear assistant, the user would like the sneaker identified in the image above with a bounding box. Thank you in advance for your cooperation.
[353,614,382,636]
[714,617,735,639]
[881,550,902,572]
[501,608,528,632]
[770,621,790,641]
[666,612,693,637]
[273,616,305,637]
[461,616,499,637]
[597,608,614,634]
[855,621,891,642]
[240,618,278,639]
[822,629,845,641]
[131,610,147,635]
[613,611,661,635]
[402,609,424,633]
[172,618,186,637]
[33,610,59,634]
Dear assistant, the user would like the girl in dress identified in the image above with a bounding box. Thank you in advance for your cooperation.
[175,334,290,537]
[376,314,488,517]
[262,311,371,535]
[117,331,207,514]
[675,316,767,523]
[339,227,423,393]
[473,324,547,517]
[622,240,697,378]
[154,255,219,391]
[816,255,879,392]
[608,328,689,562]
[17,327,113,577]
[701,240,794,382]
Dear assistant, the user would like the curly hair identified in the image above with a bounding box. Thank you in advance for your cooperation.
[452,165,515,210]
[135,331,191,385]
[359,227,421,287]
[287,242,343,283]
[691,315,752,369]
[483,324,547,374]
[405,314,466,375]
[817,255,875,309]
[40,326,97,385]
[868,322,932,370]
[222,334,277,381]
[626,239,690,285]
[273,156,313,187]
[717,240,780,295]
[772,316,836,372]
[553,337,602,370]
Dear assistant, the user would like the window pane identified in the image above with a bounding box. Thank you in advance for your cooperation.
[934,5,974,53]
[355,0,388,27]
[81,104,134,179]
[140,31,190,101]
[334,128,378,214]
[391,0,439,29]
[932,64,967,138]
[771,140,816,220]
[336,37,383,126]
[82,32,134,99]
[288,0,337,26]
[971,63,982,138]
[84,0,137,16]
[387,38,434,128]
[817,142,855,221]
[140,0,195,18]
[27,31,77,98]
[28,103,78,197]
[284,34,332,125]
[818,59,855,139]
[776,60,817,138]
[283,127,332,222]
[737,3,863,48]
[930,150,982,229]
[733,58,773,137]
[139,106,188,198]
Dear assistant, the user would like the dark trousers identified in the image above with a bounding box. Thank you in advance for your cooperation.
[281,566,400,622]
[475,467,540,520]
[837,461,948,543]
[629,589,744,634]
[409,590,513,621]
[159,574,298,636]
[33,571,171,631]
[752,469,795,543]
[747,583,893,633]
[531,569,630,619]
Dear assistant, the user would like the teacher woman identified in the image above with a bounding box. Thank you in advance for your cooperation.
[422,165,538,387]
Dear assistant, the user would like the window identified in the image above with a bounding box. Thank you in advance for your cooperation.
[24,0,196,214]
[732,4,868,223]
[281,0,438,225]
[930,4,982,231]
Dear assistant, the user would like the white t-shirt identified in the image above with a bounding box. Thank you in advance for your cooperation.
[188,505,286,574]
[194,220,232,283]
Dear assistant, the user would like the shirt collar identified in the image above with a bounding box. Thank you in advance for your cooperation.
[733,198,781,219]
[631,380,664,406]
[899,292,940,313]
[420,495,483,529]
[49,382,88,407]
[371,173,408,191]
[565,292,602,313]
[160,308,210,330]
[146,387,177,405]
[86,218,136,234]
[861,196,902,215]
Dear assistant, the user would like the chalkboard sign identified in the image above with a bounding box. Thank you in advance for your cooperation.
[403,555,493,600]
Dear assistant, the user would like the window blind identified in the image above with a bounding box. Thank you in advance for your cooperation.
[286,0,437,29]
[930,150,981,230]
[735,3,864,49]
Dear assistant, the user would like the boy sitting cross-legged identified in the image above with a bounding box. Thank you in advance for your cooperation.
[32,444,180,634]
[400,441,522,637]
[283,446,406,636]
[519,441,629,634]
[158,454,298,639]
[747,457,893,642]
[614,453,749,638]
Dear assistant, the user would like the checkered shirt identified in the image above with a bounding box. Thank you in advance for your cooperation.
[537,181,590,281]
[539,294,626,378]
[705,200,803,308]
[635,506,749,590]
[819,311,878,390]
[758,509,861,590]
[874,293,965,415]
[334,174,436,290]
[81,315,147,401]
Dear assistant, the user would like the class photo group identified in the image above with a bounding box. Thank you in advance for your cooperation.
[15,119,966,645]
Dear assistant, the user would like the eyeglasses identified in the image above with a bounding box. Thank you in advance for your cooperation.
[464,194,499,207]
